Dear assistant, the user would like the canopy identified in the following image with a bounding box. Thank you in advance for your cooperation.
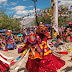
[68,22,72,25]
[0,29,6,32]
[44,24,51,27]
[52,39,58,42]
[17,33,23,37]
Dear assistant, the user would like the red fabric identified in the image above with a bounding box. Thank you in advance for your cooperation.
[70,36,72,42]
[56,41,60,43]
[26,58,41,72]
[46,31,49,37]
[63,34,66,36]
[26,53,65,72]
[10,59,17,65]
[5,49,8,51]
[57,52,68,55]
[0,60,9,72]
[61,28,64,31]
[39,53,65,72]
[43,36,47,42]
[0,55,7,61]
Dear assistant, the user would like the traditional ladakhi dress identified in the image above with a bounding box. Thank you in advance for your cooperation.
[5,34,17,49]
[19,33,65,72]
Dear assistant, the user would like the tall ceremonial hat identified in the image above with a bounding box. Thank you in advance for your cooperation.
[37,22,48,34]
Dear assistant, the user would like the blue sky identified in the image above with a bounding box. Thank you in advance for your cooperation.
[0,0,51,18]
[0,0,71,18]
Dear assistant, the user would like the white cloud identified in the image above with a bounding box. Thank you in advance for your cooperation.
[3,1,8,5]
[29,5,33,8]
[0,0,7,3]
[16,10,29,15]
[14,15,22,18]
[35,8,40,11]
[11,6,26,11]
[0,0,8,6]
[10,2,16,5]
[29,10,34,13]
[16,8,40,15]
[58,0,72,7]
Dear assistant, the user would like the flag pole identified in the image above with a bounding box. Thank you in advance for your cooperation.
[51,0,58,39]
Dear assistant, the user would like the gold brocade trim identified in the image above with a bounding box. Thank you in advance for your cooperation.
[39,44,43,50]
[42,41,46,45]
[44,50,52,56]
[22,44,25,48]
[44,45,48,48]
[31,57,42,59]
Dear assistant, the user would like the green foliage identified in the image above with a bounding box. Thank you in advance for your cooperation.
[0,9,21,31]
[58,16,72,27]
[32,16,51,25]
[38,16,51,24]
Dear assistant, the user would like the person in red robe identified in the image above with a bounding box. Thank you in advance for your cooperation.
[26,24,65,72]
[11,24,65,72]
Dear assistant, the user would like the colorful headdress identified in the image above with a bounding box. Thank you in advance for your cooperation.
[37,24,48,34]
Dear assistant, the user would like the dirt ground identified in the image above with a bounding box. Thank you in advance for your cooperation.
[0,42,72,72]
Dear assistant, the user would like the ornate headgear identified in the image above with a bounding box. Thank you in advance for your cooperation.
[37,24,47,34]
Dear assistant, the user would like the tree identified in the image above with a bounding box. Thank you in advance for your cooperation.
[0,9,21,31]
[32,16,51,26]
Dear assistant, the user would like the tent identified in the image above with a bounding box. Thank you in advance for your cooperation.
[17,33,23,37]
[44,24,51,27]
[68,22,72,25]
[0,29,6,32]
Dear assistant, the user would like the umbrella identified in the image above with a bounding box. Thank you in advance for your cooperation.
[0,29,6,32]
[68,22,72,24]
[52,39,58,42]
[44,24,51,27]
[17,33,23,37]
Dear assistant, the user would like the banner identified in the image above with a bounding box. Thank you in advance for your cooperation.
[14,5,72,21]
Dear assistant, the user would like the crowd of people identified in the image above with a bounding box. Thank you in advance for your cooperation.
[59,24,72,42]
[0,22,72,72]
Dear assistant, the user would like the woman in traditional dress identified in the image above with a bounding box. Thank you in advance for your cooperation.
[66,28,71,42]
[0,30,17,50]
